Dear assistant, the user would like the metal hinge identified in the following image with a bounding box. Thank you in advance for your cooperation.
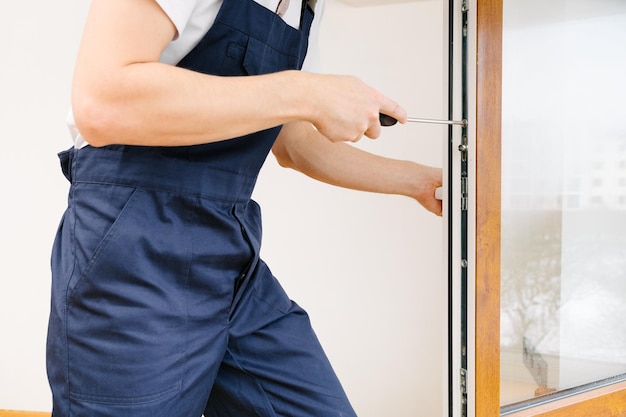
[461,178,468,211]
[459,135,469,211]
[460,368,468,394]
[461,0,469,12]
[458,135,468,161]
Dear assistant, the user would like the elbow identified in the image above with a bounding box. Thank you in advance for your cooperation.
[272,141,296,170]
[274,151,294,169]
[272,122,314,171]
[72,91,123,147]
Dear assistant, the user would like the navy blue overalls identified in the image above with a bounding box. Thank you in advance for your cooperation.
[46,0,358,416]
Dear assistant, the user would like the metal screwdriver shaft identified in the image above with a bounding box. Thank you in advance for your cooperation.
[380,113,467,127]
[407,117,467,127]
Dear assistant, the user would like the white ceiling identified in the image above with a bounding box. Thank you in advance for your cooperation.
[335,0,430,6]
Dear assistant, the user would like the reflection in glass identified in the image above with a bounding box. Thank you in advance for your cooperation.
[500,0,626,409]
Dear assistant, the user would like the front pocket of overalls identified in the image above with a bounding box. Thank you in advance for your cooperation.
[66,187,188,404]
[223,36,299,76]
[243,37,299,75]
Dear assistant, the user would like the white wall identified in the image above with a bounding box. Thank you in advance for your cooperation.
[0,0,446,415]
[0,0,90,411]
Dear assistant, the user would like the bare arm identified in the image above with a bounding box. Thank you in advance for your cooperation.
[272,122,443,216]
[72,0,407,147]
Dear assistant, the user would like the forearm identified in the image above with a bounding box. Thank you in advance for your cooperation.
[277,125,412,194]
[73,65,308,147]
[273,122,443,215]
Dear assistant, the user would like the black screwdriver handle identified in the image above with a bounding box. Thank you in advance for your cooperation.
[379,113,398,127]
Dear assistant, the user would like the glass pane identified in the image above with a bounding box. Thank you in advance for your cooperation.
[500,0,626,409]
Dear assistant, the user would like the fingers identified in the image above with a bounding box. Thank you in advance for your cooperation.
[379,98,407,126]
[426,199,443,217]
[363,118,382,140]
[308,74,405,143]
[362,94,403,140]
[351,112,382,142]
[413,165,443,216]
[421,190,443,216]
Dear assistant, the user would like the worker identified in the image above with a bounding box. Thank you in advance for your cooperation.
[46,0,443,416]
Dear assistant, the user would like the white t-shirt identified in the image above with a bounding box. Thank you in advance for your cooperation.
[157,0,323,68]
[68,0,324,148]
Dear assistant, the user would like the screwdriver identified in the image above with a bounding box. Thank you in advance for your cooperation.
[379,113,467,127]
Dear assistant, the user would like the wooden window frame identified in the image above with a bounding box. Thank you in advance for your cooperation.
[0,411,50,417]
[473,0,626,416]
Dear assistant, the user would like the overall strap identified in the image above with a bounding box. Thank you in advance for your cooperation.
[300,0,316,29]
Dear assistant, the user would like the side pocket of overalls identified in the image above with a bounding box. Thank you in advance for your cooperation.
[66,183,139,302]
[66,186,187,405]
